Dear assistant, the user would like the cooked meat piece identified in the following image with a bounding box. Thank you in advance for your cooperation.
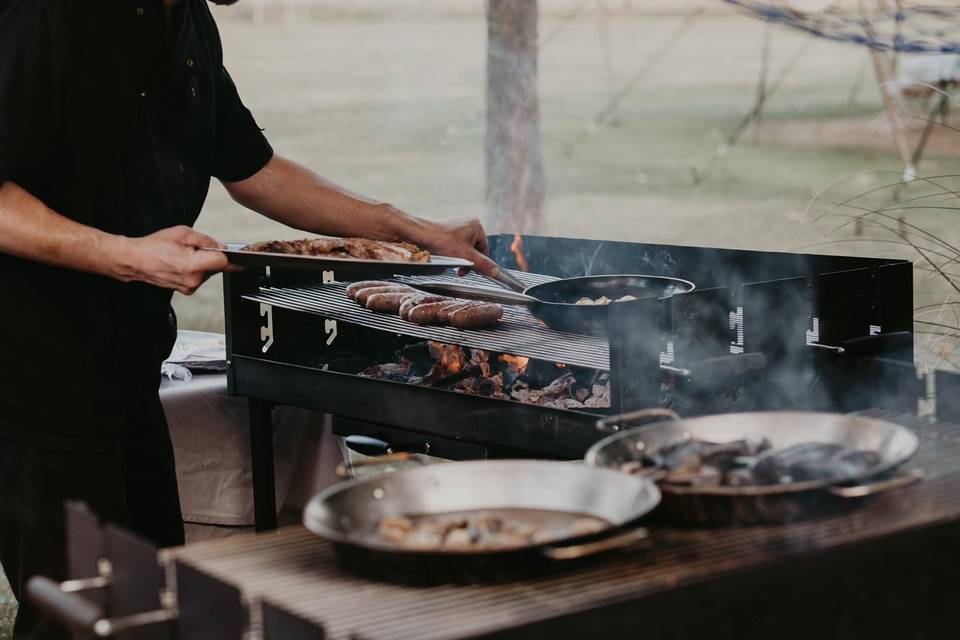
[244,237,430,262]
[570,517,607,536]
[449,303,503,329]
[346,280,392,299]
[355,285,416,306]
[407,301,455,325]
[339,238,431,262]
[377,516,414,545]
[399,294,449,320]
[365,292,411,313]
[244,238,343,255]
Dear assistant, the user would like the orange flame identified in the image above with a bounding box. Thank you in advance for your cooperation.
[499,353,530,372]
[510,234,529,272]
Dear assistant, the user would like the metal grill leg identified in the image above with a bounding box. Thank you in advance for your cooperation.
[249,399,278,531]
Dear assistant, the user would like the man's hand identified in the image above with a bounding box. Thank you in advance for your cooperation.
[113,226,233,295]
[415,216,499,277]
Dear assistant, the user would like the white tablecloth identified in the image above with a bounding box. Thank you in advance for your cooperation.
[160,359,345,527]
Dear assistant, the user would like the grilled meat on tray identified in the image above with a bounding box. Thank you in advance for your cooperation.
[244,237,431,262]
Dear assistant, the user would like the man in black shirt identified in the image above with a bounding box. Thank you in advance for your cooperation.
[0,1,498,635]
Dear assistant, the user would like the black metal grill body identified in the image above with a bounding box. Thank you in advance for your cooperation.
[223,235,914,529]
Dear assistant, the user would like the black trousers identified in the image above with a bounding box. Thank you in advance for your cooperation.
[0,394,184,639]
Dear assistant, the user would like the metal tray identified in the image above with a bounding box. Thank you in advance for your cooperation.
[201,242,473,277]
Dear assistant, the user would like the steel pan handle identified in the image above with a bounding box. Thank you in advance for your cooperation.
[827,468,924,498]
[413,281,538,305]
[542,527,651,561]
[482,267,527,293]
[596,408,680,433]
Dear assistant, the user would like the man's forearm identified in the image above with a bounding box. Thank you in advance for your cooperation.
[0,181,130,277]
[0,180,233,293]
[222,155,439,246]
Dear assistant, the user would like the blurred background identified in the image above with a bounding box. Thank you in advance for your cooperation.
[181,0,960,370]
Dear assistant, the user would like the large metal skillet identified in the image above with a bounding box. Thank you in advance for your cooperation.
[303,459,660,583]
[587,410,923,525]
[415,273,695,336]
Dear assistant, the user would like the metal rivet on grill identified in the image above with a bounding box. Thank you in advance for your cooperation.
[372,487,385,500]
[186,58,194,67]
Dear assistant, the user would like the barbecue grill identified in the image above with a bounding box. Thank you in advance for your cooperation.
[223,234,916,530]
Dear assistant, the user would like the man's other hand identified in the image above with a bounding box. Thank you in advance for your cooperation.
[418,216,498,277]
[114,225,233,295]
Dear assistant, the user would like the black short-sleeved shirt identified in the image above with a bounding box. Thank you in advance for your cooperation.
[0,0,273,439]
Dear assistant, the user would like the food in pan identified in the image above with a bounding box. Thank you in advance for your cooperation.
[348,284,504,330]
[619,436,883,487]
[244,238,430,262]
[376,511,608,551]
[575,295,638,305]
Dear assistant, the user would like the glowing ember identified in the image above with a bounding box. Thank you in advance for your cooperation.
[510,233,529,272]
[498,353,530,372]
[428,341,464,376]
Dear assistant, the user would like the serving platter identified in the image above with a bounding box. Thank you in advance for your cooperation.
[200,242,473,277]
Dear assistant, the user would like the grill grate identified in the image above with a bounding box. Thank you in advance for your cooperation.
[243,270,611,370]
[168,418,960,640]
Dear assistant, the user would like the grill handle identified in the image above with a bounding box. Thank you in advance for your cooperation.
[413,281,538,305]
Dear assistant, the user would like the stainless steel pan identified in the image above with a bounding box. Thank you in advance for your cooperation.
[304,459,660,583]
[415,274,695,336]
[586,410,922,525]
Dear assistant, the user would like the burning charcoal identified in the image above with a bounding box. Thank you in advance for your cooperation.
[562,398,585,410]
[592,384,607,399]
[584,396,610,408]
[574,387,590,403]
[541,372,576,398]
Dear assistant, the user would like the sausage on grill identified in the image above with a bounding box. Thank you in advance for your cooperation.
[355,285,416,306]
[365,292,411,314]
[437,301,476,323]
[407,301,455,325]
[399,295,449,320]
[346,280,391,299]
[449,303,503,329]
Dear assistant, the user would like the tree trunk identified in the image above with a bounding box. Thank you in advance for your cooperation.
[485,0,545,234]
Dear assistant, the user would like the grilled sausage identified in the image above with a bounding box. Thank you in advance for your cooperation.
[365,292,411,313]
[449,303,503,329]
[436,301,476,323]
[407,301,455,325]
[346,280,391,299]
[399,295,449,320]
[355,285,416,306]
